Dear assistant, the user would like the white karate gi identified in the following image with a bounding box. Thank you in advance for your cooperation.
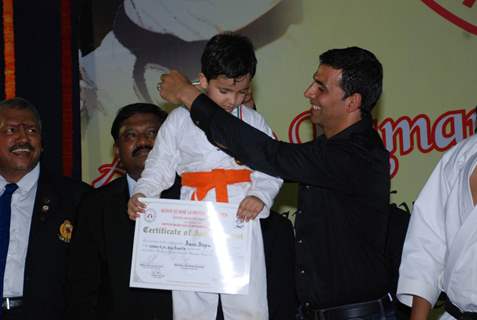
[134,106,282,320]
[397,134,477,318]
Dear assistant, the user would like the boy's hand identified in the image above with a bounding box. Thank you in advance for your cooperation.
[128,193,146,220]
[237,196,265,222]
[158,70,200,108]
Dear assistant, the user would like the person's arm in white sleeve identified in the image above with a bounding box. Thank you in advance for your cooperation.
[397,155,450,309]
[133,108,183,197]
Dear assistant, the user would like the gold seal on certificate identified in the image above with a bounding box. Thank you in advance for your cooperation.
[130,198,252,294]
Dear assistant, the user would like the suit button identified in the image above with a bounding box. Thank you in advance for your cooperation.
[300,269,305,274]
[297,239,303,244]
[297,210,302,215]
[305,302,311,307]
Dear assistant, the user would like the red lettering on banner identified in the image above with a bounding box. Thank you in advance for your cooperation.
[463,0,476,8]
[422,0,477,35]
[288,110,317,143]
[91,156,125,188]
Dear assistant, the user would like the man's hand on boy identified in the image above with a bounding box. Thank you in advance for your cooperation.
[128,193,146,220]
[237,195,265,222]
[158,70,201,108]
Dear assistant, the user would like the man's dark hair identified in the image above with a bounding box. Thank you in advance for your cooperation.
[0,97,42,129]
[201,32,257,81]
[111,103,167,141]
[319,47,383,114]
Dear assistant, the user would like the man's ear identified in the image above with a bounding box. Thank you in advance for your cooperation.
[113,142,119,158]
[198,73,208,90]
[345,93,362,113]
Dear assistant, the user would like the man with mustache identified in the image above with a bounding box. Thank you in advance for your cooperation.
[68,103,179,319]
[0,97,90,320]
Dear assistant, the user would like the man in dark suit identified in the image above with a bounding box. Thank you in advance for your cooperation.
[0,97,91,320]
[68,103,177,319]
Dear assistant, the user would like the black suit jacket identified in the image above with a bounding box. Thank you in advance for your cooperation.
[20,169,91,320]
[68,176,180,320]
[261,212,297,320]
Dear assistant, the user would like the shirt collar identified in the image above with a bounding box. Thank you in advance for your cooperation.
[326,115,373,141]
[126,174,136,197]
[0,163,40,195]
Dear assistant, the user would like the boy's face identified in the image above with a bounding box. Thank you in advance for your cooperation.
[199,73,252,112]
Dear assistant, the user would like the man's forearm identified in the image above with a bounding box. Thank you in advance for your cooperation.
[410,295,432,320]
[158,70,201,107]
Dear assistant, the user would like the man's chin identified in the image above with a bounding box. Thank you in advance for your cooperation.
[5,162,38,177]
[309,116,320,125]
[133,151,151,159]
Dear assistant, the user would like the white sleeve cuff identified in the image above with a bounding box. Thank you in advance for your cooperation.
[397,276,441,307]
[245,191,271,219]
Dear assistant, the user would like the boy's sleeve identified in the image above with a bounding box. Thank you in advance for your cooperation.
[133,108,182,197]
[245,111,283,219]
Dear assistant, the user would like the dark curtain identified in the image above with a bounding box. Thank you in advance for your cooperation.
[0,0,81,179]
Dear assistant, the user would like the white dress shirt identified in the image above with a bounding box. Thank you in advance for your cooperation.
[397,135,477,317]
[134,106,282,320]
[126,174,136,197]
[0,164,39,298]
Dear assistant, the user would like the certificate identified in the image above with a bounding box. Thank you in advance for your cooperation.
[130,198,252,294]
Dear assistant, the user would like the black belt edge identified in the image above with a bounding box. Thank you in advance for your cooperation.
[445,299,477,320]
[304,294,395,320]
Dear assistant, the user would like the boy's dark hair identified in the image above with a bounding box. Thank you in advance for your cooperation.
[201,32,257,81]
[0,97,42,130]
[111,103,168,141]
[319,47,383,114]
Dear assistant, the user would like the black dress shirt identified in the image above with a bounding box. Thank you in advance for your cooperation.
[190,94,391,308]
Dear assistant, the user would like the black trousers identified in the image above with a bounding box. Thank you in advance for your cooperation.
[2,306,24,320]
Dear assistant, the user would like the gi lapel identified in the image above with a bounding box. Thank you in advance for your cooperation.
[443,152,477,286]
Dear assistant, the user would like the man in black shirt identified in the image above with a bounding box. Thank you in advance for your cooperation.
[158,47,394,320]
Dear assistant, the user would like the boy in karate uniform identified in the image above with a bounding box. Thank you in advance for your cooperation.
[128,33,282,320]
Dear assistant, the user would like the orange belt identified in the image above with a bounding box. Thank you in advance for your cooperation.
[181,169,252,203]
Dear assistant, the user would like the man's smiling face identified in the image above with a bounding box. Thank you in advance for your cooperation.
[0,107,42,182]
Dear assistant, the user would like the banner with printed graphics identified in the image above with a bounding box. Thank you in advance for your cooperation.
[80,0,477,214]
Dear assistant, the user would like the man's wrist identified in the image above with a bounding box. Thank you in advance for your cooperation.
[410,295,431,320]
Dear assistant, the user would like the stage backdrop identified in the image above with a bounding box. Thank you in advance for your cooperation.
[79,0,477,216]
